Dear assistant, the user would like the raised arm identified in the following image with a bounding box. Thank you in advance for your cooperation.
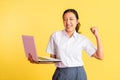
[90,27,104,60]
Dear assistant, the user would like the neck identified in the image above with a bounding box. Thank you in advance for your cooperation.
[66,30,75,38]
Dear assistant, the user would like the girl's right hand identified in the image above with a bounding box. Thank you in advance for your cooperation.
[28,53,38,64]
[28,53,55,64]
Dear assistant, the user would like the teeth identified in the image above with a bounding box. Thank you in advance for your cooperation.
[67,26,71,28]
[67,25,71,27]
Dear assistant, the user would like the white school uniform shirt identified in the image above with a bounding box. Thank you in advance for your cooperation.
[46,30,96,68]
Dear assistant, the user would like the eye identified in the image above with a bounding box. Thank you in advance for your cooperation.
[70,18,74,20]
[70,17,76,20]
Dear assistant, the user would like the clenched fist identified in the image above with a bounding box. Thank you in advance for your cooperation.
[90,27,99,37]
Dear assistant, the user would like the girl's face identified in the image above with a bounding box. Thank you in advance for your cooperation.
[63,12,78,33]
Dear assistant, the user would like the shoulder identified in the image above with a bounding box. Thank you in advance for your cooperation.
[76,33,88,40]
[76,33,92,43]
[50,30,63,38]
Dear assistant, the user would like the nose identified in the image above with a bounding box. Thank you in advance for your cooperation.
[66,19,70,25]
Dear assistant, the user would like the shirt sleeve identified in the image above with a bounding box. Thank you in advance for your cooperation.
[46,34,56,54]
[82,38,97,57]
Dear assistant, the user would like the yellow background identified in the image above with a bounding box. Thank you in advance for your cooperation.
[0,0,120,80]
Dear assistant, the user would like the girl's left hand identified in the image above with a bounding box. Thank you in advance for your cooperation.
[90,27,99,37]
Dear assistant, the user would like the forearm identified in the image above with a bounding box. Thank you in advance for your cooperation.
[95,35,104,60]
[50,54,56,58]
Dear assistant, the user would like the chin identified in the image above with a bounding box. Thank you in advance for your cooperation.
[66,29,73,32]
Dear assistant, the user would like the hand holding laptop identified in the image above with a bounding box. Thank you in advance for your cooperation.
[28,53,39,64]
[28,53,56,64]
[22,35,61,64]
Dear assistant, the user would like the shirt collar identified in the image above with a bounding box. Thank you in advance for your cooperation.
[63,30,77,38]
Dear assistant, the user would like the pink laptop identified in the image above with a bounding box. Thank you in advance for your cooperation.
[22,35,61,62]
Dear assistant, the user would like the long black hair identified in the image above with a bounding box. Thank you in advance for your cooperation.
[62,9,81,33]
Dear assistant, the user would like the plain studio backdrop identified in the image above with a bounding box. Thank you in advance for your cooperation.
[0,0,120,80]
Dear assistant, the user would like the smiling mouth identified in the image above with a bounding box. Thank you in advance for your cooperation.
[66,25,72,28]
[66,27,71,29]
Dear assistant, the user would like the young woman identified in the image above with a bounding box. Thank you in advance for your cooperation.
[28,9,104,80]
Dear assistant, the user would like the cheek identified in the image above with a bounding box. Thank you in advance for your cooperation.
[72,21,78,26]
[75,20,78,24]
[63,21,67,26]
[63,22,66,26]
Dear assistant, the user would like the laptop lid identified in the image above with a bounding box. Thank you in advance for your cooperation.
[22,35,61,62]
[22,35,38,61]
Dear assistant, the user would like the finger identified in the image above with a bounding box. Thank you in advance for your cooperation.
[28,53,38,63]
[30,57,35,63]
[28,55,34,63]
[28,53,32,58]
[28,53,34,60]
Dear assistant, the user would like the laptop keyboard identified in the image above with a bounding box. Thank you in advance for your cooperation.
[38,57,49,60]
